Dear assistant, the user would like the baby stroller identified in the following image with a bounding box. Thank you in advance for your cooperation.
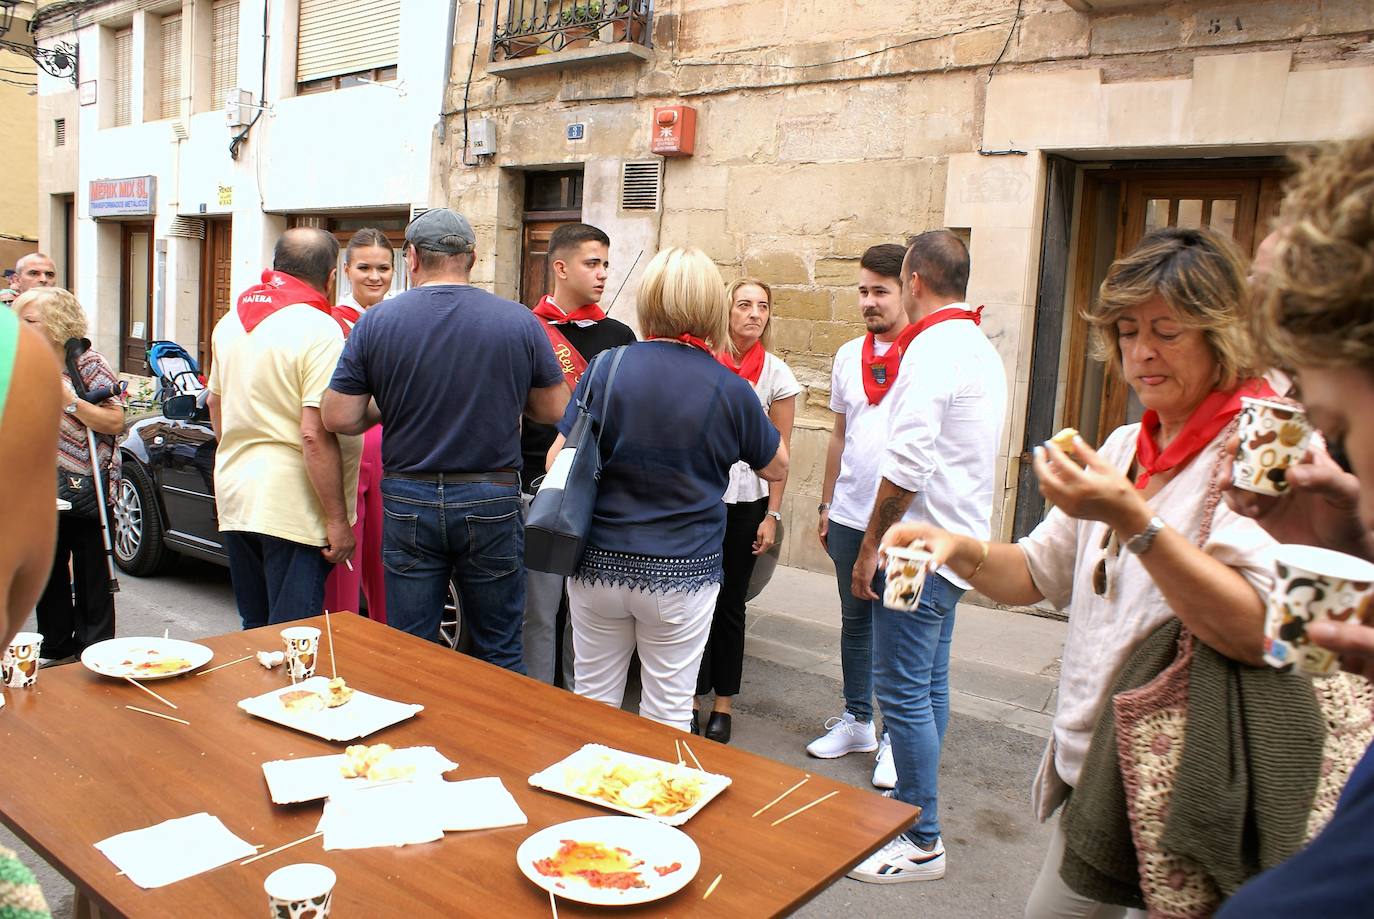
[146,340,206,404]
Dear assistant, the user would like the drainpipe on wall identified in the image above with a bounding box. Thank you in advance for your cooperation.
[436,0,459,144]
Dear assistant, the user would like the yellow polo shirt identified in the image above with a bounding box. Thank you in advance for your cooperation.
[208,303,360,546]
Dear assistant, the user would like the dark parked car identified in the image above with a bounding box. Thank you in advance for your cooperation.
[114,394,466,649]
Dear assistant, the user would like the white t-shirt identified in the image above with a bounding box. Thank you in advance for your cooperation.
[828,335,896,532]
[723,351,801,504]
[1017,423,1276,799]
[879,304,1008,589]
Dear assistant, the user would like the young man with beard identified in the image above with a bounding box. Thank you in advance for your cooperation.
[808,243,910,787]
[521,223,636,686]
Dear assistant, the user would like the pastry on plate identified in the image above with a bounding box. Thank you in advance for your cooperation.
[340,743,416,782]
[280,689,326,714]
[325,677,354,708]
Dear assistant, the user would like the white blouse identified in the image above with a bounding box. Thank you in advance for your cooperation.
[723,351,800,505]
[1017,422,1277,815]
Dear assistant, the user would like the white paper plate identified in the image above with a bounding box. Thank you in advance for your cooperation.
[517,816,700,906]
[260,746,459,804]
[237,676,424,742]
[81,637,214,680]
[528,743,730,827]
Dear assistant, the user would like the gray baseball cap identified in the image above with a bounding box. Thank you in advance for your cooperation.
[405,207,476,254]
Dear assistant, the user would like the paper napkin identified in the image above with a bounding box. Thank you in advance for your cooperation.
[94,812,256,889]
[431,777,528,832]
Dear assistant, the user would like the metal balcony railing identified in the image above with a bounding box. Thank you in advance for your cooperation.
[490,0,653,62]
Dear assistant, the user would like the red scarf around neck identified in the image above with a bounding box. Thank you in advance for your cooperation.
[531,294,606,325]
[675,333,714,354]
[862,305,984,405]
[237,270,348,335]
[1134,378,1276,489]
[718,340,766,384]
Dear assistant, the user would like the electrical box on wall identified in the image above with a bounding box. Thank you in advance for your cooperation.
[651,105,696,157]
[225,89,253,128]
[469,118,496,156]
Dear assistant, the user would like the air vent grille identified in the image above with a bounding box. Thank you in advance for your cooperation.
[168,218,206,239]
[54,118,65,146]
[620,161,662,211]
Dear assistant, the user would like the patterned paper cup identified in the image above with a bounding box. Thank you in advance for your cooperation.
[882,545,933,612]
[1263,544,1374,677]
[281,627,321,685]
[1,632,43,688]
[1233,397,1313,496]
[265,862,335,919]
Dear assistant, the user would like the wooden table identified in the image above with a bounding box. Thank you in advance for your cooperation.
[0,615,917,917]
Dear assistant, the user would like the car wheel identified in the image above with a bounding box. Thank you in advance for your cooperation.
[113,459,176,576]
[439,578,470,652]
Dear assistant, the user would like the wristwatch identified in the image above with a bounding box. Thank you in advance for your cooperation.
[767,510,783,522]
[1124,515,1166,555]
[817,503,830,513]
[64,400,78,415]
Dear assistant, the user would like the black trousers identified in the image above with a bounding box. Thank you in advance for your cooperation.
[696,497,769,697]
[36,514,116,659]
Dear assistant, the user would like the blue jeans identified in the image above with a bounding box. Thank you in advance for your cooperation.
[874,571,964,846]
[223,531,332,630]
[380,477,527,673]
[826,521,884,725]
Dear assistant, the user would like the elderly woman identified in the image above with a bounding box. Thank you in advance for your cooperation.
[881,228,1299,916]
[14,288,125,662]
[552,247,788,731]
[1217,135,1374,917]
[693,276,799,742]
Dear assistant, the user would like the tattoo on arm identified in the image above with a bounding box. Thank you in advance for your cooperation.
[876,496,907,535]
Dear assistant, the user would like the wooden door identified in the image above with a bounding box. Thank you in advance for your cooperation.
[520,219,570,308]
[198,219,232,371]
[1061,170,1285,446]
[120,223,154,374]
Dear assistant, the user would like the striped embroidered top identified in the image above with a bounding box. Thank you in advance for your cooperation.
[0,844,51,918]
[59,348,123,499]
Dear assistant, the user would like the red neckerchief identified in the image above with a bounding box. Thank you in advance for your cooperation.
[675,334,714,354]
[237,270,348,335]
[718,340,765,385]
[1134,378,1277,489]
[862,305,984,405]
[531,294,606,325]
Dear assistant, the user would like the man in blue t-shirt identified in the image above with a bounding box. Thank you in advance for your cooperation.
[322,208,567,672]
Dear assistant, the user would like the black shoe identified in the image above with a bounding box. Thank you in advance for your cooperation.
[704,712,732,744]
[690,709,701,736]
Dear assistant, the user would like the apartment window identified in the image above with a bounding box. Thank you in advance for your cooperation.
[211,0,239,109]
[112,27,133,127]
[159,12,182,120]
[54,118,66,146]
[296,0,399,92]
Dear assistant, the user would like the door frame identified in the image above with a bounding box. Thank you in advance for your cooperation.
[198,217,232,372]
[119,221,155,374]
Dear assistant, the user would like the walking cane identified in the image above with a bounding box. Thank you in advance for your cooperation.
[64,338,124,594]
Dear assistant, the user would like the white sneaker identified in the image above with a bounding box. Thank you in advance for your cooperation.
[806,712,878,759]
[848,834,946,884]
[872,733,896,789]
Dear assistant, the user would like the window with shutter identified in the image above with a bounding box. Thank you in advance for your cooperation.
[211,0,239,110]
[296,0,400,86]
[112,27,133,127]
[160,13,182,120]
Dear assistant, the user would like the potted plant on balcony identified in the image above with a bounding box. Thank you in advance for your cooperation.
[557,1,605,49]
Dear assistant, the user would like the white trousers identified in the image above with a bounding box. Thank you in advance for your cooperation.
[566,578,720,732]
[1025,816,1147,919]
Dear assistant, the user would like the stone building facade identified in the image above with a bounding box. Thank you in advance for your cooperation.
[442,0,1374,576]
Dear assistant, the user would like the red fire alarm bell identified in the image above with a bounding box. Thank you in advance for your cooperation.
[652,105,696,157]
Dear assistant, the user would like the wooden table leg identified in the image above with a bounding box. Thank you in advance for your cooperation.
[73,888,103,919]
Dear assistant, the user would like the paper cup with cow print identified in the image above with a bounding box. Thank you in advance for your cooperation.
[281,626,321,685]
[1233,397,1313,496]
[265,863,335,919]
[1,631,42,688]
[1263,544,1374,677]
[883,545,934,612]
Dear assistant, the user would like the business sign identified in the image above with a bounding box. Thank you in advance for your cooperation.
[89,176,156,216]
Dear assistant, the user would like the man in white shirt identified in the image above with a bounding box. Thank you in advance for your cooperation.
[846,230,1008,885]
[807,244,910,789]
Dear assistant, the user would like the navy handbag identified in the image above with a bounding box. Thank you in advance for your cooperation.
[524,345,628,575]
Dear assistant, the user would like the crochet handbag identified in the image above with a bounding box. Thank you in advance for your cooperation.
[524,346,627,576]
[1110,421,1374,917]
